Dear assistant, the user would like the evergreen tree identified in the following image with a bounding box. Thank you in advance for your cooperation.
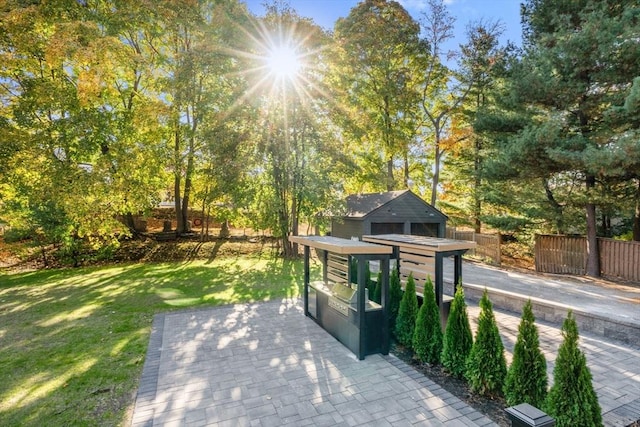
[412,277,443,364]
[465,289,507,397]
[372,271,382,304]
[365,261,374,297]
[395,273,418,348]
[441,283,473,378]
[545,311,602,427]
[389,267,403,334]
[504,300,548,407]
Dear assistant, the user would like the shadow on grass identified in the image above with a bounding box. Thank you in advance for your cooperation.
[0,256,319,426]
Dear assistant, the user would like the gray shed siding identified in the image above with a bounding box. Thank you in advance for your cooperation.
[331,219,363,239]
[331,191,447,239]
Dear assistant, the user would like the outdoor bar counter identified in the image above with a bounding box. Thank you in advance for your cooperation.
[362,234,476,326]
[289,235,392,360]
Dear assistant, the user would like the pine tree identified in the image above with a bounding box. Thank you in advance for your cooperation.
[465,289,507,397]
[545,311,602,427]
[394,273,418,349]
[412,276,442,364]
[441,283,473,378]
[504,300,548,407]
[388,267,403,334]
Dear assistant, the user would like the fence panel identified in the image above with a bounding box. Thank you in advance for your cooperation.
[599,238,640,282]
[535,235,587,275]
[474,233,502,265]
[446,228,501,265]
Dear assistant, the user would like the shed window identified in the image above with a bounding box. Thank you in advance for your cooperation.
[411,223,438,237]
[371,222,404,235]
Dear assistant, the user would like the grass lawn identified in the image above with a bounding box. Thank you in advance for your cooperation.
[0,254,319,426]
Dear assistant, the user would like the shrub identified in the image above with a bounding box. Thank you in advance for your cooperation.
[545,311,602,427]
[412,276,442,364]
[504,300,547,407]
[394,273,418,348]
[465,289,507,397]
[3,227,33,243]
[388,267,403,334]
[350,258,373,297]
[441,283,473,378]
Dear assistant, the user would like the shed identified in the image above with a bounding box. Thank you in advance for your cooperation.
[331,190,447,240]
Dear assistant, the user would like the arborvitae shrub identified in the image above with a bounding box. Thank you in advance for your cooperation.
[389,268,403,334]
[412,276,442,364]
[350,257,357,284]
[350,258,373,297]
[545,311,602,427]
[372,271,382,304]
[395,273,418,348]
[465,289,507,397]
[504,300,548,407]
[441,283,473,378]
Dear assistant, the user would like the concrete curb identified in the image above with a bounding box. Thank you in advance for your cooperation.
[445,281,640,346]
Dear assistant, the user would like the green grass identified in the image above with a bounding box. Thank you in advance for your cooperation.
[0,255,318,426]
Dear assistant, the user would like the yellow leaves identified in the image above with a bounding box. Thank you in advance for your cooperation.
[442,116,473,155]
[38,21,124,106]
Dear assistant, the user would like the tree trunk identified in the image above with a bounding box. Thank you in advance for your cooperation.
[173,128,184,235]
[404,153,410,189]
[387,157,394,191]
[431,142,442,206]
[634,179,640,242]
[291,193,298,256]
[220,220,230,238]
[473,137,482,233]
[585,175,600,277]
[543,178,565,234]
[124,212,137,235]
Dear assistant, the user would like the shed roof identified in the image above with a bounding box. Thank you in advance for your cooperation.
[344,190,444,219]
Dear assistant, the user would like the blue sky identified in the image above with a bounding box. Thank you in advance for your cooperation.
[243,0,523,50]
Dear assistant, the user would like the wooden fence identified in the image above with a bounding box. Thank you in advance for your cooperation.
[446,228,501,265]
[535,235,640,282]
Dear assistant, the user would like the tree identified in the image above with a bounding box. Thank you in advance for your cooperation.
[394,273,419,348]
[388,267,403,335]
[412,277,443,364]
[441,284,473,378]
[333,0,424,191]
[465,289,507,397]
[545,311,602,427]
[490,0,640,274]
[0,0,165,261]
[439,20,507,231]
[155,0,250,235]
[417,0,505,208]
[249,2,344,257]
[504,300,548,408]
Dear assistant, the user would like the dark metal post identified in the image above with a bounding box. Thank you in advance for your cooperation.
[303,245,310,317]
[454,253,462,289]
[381,254,390,355]
[357,255,367,360]
[435,253,444,307]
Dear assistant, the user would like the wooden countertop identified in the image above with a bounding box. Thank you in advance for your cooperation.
[289,235,393,255]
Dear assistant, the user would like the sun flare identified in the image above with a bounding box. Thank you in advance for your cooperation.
[266,44,301,80]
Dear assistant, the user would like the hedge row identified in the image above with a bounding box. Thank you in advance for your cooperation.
[389,277,602,427]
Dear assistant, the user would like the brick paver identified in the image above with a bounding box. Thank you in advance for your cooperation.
[132,296,640,427]
[132,299,496,426]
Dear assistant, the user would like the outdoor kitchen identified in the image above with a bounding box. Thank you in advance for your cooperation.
[289,235,392,360]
